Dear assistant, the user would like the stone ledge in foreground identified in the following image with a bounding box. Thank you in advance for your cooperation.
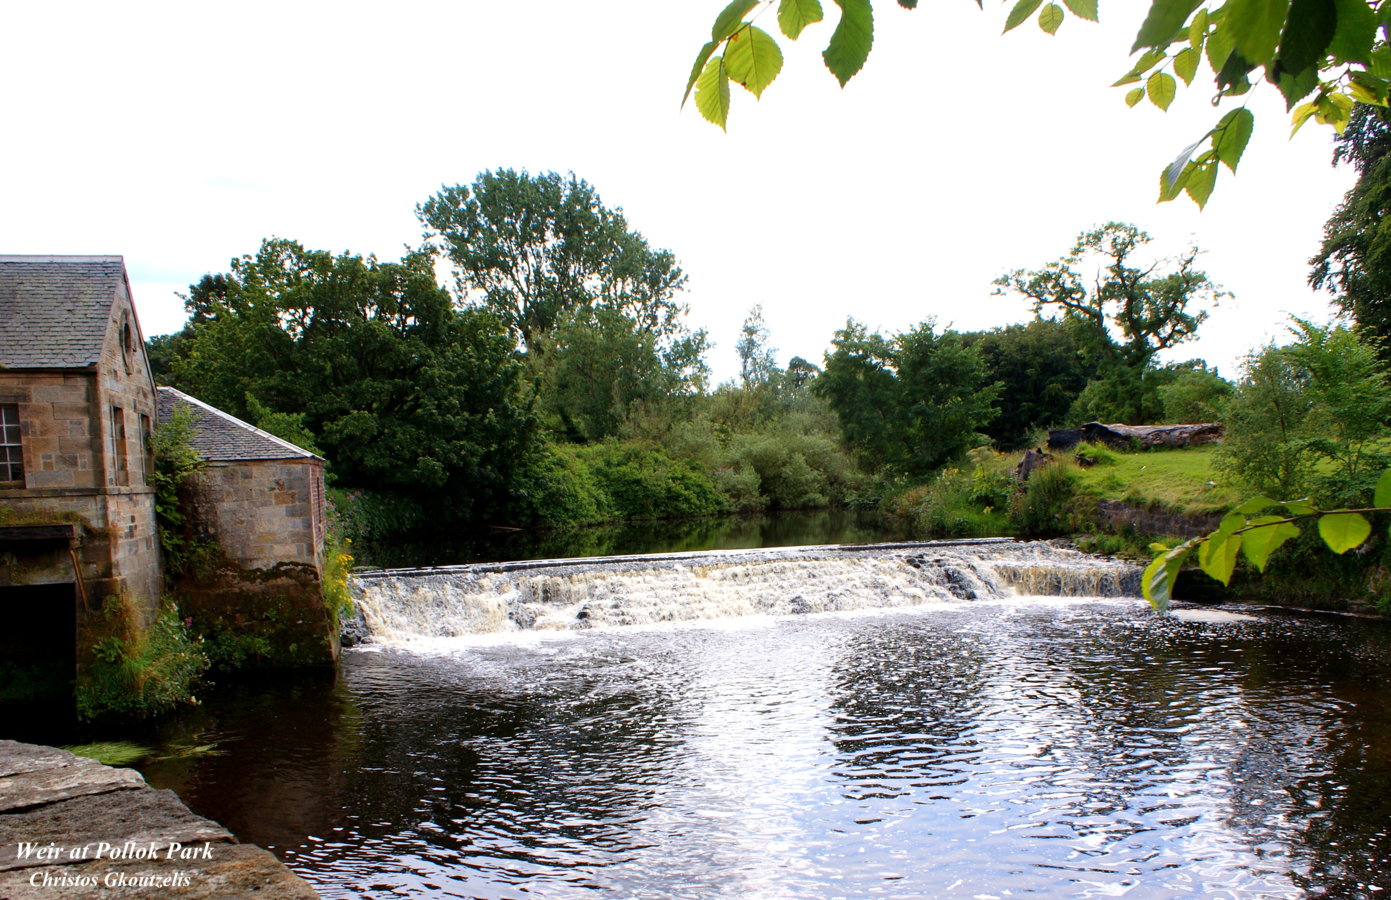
[0,740,318,899]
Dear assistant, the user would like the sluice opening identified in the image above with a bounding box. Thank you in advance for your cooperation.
[0,582,78,705]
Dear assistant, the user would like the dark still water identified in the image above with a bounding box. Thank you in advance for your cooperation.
[358,508,913,568]
[131,598,1391,899]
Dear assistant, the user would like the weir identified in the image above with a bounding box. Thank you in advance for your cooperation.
[349,539,1141,643]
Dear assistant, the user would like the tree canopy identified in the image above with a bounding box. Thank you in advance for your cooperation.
[1310,105,1391,357]
[817,319,1000,476]
[994,223,1220,422]
[418,169,692,354]
[687,0,1389,206]
[163,238,537,524]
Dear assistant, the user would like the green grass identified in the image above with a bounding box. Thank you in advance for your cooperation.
[1068,445,1240,517]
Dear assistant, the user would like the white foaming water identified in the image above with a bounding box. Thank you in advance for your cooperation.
[350,541,1140,646]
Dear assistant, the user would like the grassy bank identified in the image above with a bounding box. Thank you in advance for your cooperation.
[895,443,1389,612]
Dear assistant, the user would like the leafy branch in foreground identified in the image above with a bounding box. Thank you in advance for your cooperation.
[687,0,1391,207]
[1143,468,1391,612]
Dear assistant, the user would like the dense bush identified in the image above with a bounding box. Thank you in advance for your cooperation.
[75,598,208,722]
[1011,463,1082,537]
[577,443,728,520]
[1218,321,1391,505]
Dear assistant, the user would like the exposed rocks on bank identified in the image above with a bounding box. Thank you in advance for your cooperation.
[0,740,318,899]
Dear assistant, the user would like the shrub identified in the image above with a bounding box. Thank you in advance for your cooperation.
[75,597,208,722]
[909,467,1010,538]
[1011,463,1080,537]
[1075,443,1120,467]
[576,443,728,520]
[511,444,614,526]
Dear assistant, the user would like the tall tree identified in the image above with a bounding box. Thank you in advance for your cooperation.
[532,305,708,443]
[994,223,1221,423]
[817,319,998,476]
[736,304,778,387]
[1310,105,1391,359]
[418,169,691,354]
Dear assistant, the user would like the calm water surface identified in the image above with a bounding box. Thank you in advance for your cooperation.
[138,599,1391,899]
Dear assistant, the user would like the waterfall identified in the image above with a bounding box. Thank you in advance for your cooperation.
[348,540,1140,645]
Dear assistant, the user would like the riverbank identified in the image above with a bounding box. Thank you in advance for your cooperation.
[0,740,318,899]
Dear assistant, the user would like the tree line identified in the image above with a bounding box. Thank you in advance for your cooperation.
[148,161,1391,571]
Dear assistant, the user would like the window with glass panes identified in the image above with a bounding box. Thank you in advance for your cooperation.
[0,405,22,483]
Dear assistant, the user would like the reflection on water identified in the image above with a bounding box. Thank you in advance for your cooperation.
[137,600,1391,899]
[358,508,913,568]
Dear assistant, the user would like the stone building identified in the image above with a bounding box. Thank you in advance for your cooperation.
[156,387,337,666]
[0,256,336,708]
[0,255,162,683]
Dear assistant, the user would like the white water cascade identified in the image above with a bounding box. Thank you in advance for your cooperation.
[348,540,1141,645]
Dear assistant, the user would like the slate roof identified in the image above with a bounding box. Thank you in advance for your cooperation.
[156,387,321,462]
[0,255,127,369]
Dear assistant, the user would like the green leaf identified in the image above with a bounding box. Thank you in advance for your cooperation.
[1371,44,1391,79]
[1173,47,1200,84]
[1329,0,1376,63]
[1276,65,1319,109]
[1206,26,1235,74]
[1198,532,1243,585]
[1232,495,1279,515]
[1147,71,1178,110]
[1039,3,1064,34]
[1319,511,1372,553]
[1291,99,1319,134]
[1134,0,1204,51]
[712,0,760,41]
[1185,160,1217,207]
[1241,516,1300,571]
[1188,8,1210,49]
[1223,0,1292,66]
[725,25,785,97]
[1276,0,1336,76]
[1159,160,1193,201]
[1126,86,1146,106]
[683,41,719,108]
[1114,48,1168,86]
[1141,555,1172,612]
[1284,499,1317,516]
[779,0,825,39]
[1161,140,1203,199]
[1063,0,1098,21]
[1143,544,1192,612]
[1216,49,1257,92]
[695,55,732,130]
[1375,468,1391,508]
[1349,75,1389,105]
[1005,0,1045,33]
[1212,107,1254,172]
[823,0,874,86]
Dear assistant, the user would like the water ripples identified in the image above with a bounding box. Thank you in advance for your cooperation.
[140,598,1391,899]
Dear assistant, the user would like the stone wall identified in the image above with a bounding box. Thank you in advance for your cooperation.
[175,457,336,668]
[191,460,324,572]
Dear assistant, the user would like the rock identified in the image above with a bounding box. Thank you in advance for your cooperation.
[0,741,319,899]
[0,788,231,871]
[1014,448,1054,482]
[4,844,318,899]
[0,752,145,813]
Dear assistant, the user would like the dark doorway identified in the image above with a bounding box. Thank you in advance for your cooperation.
[0,583,77,707]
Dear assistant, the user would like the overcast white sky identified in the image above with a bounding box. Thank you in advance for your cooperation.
[1,1,1355,383]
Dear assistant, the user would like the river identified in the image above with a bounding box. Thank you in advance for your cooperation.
[122,543,1391,899]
